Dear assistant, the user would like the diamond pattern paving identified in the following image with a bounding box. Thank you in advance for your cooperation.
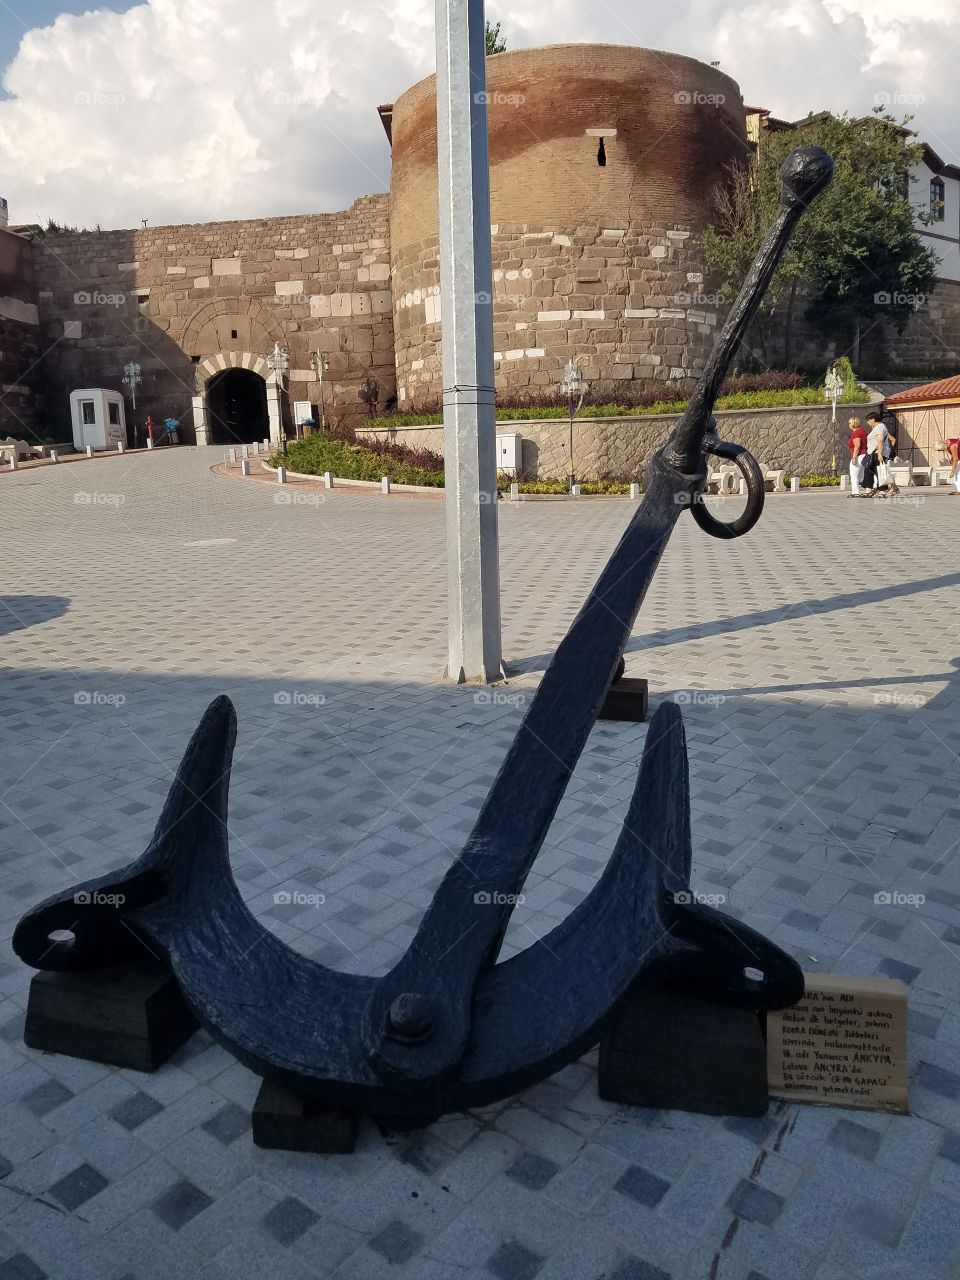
[1,449,959,1279]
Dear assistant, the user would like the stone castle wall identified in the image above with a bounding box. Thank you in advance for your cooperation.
[0,229,42,438]
[31,195,395,442]
[389,44,749,406]
[358,400,881,482]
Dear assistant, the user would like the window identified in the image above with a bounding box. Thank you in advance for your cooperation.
[108,402,121,426]
[931,177,946,222]
[80,400,96,425]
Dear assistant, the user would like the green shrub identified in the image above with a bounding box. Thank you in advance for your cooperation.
[797,474,841,487]
[370,383,874,430]
[274,433,444,487]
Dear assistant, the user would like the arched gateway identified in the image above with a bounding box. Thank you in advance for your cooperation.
[191,353,283,447]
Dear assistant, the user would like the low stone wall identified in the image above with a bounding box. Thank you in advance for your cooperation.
[358,400,881,481]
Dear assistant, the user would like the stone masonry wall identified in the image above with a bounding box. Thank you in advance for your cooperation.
[390,44,748,407]
[0,229,42,439]
[392,222,720,408]
[358,401,881,482]
[31,195,394,443]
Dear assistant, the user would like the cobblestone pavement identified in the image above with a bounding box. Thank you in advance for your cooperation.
[1,449,959,1280]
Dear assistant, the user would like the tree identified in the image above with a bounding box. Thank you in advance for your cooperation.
[702,110,940,368]
[485,20,507,54]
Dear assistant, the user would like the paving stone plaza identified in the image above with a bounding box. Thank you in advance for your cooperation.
[2,449,960,1280]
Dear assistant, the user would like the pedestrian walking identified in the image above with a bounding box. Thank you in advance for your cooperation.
[866,411,898,497]
[847,417,868,496]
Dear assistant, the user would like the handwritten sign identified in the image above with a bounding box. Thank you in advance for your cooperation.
[767,973,908,1113]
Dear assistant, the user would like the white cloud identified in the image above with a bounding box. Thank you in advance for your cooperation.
[0,0,956,229]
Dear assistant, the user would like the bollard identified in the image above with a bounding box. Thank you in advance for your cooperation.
[323,471,333,489]
[840,474,849,491]
[50,450,58,464]
[790,477,800,494]
[738,476,747,496]
[262,439,270,451]
[86,445,94,459]
[630,483,640,500]
[9,455,18,471]
[277,466,287,485]
[228,448,238,464]
[146,438,154,450]
[242,445,250,459]
[510,482,519,502]
[381,476,391,495]
[241,459,251,477]
[571,484,581,498]
[117,442,125,454]
[931,472,939,488]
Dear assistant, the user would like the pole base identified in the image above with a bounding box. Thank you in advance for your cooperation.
[599,980,769,1116]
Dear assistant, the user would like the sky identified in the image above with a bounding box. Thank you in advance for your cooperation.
[0,0,957,230]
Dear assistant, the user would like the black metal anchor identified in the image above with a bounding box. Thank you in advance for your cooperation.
[13,148,835,1128]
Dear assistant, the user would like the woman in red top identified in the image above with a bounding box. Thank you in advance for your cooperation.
[847,417,868,496]
[946,438,960,494]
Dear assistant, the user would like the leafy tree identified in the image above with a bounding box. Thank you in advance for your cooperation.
[485,20,507,54]
[702,110,940,368]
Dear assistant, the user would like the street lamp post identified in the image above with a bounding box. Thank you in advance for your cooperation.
[436,0,503,684]
[561,359,584,492]
[309,350,331,428]
[123,361,142,446]
[266,342,290,453]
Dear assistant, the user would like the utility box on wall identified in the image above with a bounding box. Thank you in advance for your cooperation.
[496,433,522,475]
[70,389,126,450]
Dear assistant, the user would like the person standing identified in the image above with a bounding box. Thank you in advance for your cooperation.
[847,417,868,496]
[866,411,898,497]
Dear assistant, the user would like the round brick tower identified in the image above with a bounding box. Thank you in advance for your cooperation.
[388,43,749,407]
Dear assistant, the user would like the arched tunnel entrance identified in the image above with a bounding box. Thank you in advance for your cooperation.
[206,368,269,445]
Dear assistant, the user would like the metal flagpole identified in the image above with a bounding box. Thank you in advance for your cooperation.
[435,0,503,683]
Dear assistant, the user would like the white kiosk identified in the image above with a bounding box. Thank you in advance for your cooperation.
[70,389,126,451]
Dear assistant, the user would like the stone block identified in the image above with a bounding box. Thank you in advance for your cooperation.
[24,961,199,1072]
[212,257,242,275]
[599,980,768,1116]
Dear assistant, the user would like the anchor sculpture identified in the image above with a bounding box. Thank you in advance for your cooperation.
[14,148,834,1129]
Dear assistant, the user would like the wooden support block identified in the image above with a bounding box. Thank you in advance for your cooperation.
[599,677,649,723]
[24,962,198,1072]
[252,1078,359,1153]
[599,980,769,1116]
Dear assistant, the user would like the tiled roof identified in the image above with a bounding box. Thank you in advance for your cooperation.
[886,376,960,407]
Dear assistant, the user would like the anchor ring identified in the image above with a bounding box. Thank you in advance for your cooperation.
[690,440,765,540]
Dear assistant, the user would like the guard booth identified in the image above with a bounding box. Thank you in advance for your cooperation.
[70,389,126,451]
[885,376,960,468]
